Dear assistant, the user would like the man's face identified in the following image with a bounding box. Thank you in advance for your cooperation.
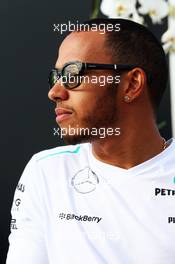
[48,31,119,144]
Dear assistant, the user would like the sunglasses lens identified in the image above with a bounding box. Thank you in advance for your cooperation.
[62,63,81,89]
[48,70,60,88]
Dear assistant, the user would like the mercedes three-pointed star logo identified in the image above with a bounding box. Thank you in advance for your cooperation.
[71,167,99,194]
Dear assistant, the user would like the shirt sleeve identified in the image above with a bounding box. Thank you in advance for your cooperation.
[6,155,49,264]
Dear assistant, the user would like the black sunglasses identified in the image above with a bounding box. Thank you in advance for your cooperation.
[48,61,143,89]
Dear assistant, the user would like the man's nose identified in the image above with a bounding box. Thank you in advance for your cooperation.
[48,81,69,102]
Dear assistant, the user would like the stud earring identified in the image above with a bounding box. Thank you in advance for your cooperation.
[124,95,130,102]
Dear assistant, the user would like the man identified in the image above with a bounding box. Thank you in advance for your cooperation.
[6,18,175,264]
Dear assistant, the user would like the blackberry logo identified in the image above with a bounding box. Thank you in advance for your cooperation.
[59,212,102,223]
[59,213,66,219]
[71,167,99,194]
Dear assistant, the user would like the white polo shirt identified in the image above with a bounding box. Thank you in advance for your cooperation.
[6,139,175,264]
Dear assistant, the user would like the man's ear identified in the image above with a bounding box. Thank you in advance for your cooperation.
[123,68,147,102]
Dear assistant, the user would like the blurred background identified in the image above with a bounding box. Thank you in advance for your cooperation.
[1,0,173,262]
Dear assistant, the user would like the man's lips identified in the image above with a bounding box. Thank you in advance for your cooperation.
[55,107,73,122]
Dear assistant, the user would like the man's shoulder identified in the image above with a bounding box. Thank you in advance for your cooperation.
[33,142,90,164]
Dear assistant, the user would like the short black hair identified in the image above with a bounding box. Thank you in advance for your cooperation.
[76,18,168,110]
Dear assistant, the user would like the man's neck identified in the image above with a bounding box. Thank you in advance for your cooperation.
[91,128,165,170]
